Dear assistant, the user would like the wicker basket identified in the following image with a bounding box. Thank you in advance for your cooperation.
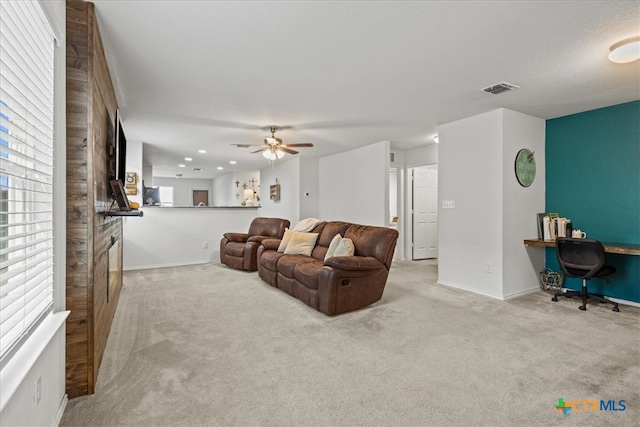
[540,268,563,293]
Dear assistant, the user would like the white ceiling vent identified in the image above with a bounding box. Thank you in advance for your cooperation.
[482,81,520,95]
[390,152,396,163]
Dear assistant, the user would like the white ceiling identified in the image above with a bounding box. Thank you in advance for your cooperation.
[91,0,640,180]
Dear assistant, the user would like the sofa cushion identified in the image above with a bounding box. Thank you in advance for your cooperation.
[284,232,319,256]
[277,254,315,277]
[293,260,324,290]
[260,250,285,271]
[317,222,351,247]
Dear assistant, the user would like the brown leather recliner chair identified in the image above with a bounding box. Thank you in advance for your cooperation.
[220,217,290,271]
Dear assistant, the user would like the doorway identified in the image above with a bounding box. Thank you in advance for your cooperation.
[192,189,210,207]
[412,165,438,260]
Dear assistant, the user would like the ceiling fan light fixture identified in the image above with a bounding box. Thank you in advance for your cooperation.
[608,36,640,63]
[263,149,285,160]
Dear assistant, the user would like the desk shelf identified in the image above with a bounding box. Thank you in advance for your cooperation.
[524,238,640,256]
[105,210,144,217]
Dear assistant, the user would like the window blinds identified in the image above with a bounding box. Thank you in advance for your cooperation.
[0,0,55,359]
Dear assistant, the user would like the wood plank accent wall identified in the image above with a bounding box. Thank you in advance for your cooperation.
[66,0,124,398]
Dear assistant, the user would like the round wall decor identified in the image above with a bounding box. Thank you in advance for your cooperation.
[514,148,536,187]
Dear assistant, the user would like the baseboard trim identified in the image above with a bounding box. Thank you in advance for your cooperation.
[503,287,540,300]
[552,287,640,308]
[607,297,640,308]
[53,394,68,427]
[437,280,503,300]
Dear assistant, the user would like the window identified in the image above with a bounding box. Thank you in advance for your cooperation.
[0,0,55,359]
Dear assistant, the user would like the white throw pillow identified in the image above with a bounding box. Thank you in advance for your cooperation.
[277,228,293,253]
[283,232,319,256]
[324,234,343,261]
[333,238,355,257]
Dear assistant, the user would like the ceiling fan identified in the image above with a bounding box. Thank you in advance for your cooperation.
[233,127,313,160]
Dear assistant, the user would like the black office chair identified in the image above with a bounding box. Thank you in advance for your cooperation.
[552,237,618,312]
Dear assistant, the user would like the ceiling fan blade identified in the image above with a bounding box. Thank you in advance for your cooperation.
[279,147,299,155]
[251,147,268,154]
[233,144,264,148]
[283,143,314,148]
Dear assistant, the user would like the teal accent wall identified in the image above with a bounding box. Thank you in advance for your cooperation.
[546,100,640,303]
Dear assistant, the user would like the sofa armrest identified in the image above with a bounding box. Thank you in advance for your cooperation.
[261,238,282,251]
[324,256,383,271]
[224,232,249,243]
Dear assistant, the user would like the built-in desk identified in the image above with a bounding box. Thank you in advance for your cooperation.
[524,239,640,256]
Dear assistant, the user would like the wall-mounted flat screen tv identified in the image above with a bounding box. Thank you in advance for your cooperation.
[114,109,127,184]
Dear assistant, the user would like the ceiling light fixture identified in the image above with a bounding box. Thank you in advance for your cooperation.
[229,160,237,164]
[262,148,285,160]
[184,157,192,161]
[198,149,207,154]
[608,36,640,63]
[178,164,186,168]
[217,166,223,170]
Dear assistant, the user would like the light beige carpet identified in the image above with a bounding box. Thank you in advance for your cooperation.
[60,260,639,426]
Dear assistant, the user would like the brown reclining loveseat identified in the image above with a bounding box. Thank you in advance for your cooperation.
[220,217,290,271]
[257,221,398,315]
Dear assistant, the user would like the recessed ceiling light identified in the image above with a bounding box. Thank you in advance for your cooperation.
[229,160,237,165]
[198,150,207,154]
[609,36,640,63]
[185,157,192,161]
[178,164,186,168]
[217,166,224,170]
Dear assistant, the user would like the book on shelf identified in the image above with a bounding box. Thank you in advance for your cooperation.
[538,213,572,241]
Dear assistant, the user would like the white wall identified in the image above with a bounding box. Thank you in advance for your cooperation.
[299,157,319,220]
[259,157,302,224]
[153,177,213,206]
[405,144,438,167]
[211,171,260,206]
[502,110,546,297]
[439,110,504,298]
[438,109,544,299]
[126,139,143,205]
[123,207,259,270]
[142,159,153,188]
[1,2,68,426]
[318,141,390,226]
[212,172,235,206]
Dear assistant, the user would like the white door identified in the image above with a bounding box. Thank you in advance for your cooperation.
[413,165,438,259]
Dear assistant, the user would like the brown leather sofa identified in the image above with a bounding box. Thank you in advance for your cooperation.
[257,221,398,315]
[220,217,290,271]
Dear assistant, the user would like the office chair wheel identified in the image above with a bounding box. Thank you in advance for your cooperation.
[551,295,558,302]
[579,305,587,311]
[612,305,620,312]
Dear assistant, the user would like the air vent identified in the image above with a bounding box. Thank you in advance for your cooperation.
[193,168,204,171]
[482,81,520,95]
[390,152,396,163]
[175,174,182,178]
